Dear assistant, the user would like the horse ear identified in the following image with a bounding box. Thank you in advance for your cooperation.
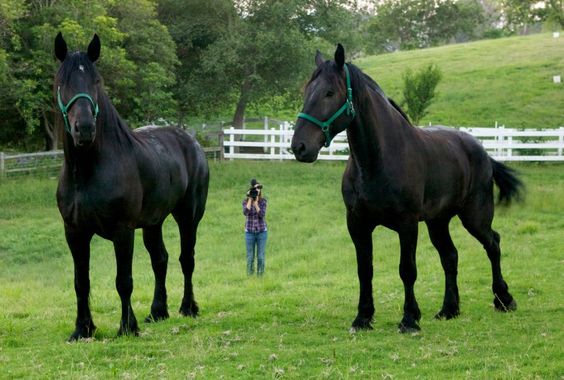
[55,32,67,62]
[87,34,100,63]
[315,50,324,67]
[334,43,345,69]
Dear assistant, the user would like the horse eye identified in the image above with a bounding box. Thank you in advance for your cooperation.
[326,90,335,97]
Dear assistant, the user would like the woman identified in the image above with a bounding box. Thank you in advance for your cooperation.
[242,178,268,276]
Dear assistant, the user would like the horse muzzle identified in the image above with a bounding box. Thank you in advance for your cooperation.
[73,121,96,147]
[291,140,320,163]
[291,121,325,163]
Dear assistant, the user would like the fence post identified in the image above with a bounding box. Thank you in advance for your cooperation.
[507,127,513,159]
[264,116,268,153]
[559,127,564,158]
[229,127,235,161]
[270,128,276,156]
[280,122,287,156]
[497,124,504,157]
[0,152,5,179]
[218,131,225,161]
[279,123,285,161]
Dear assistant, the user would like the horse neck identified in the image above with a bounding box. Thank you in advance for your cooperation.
[346,89,417,173]
[62,92,134,175]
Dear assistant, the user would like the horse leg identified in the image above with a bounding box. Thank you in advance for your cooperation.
[65,228,96,341]
[426,219,460,319]
[113,229,139,336]
[459,199,516,312]
[173,212,201,317]
[347,213,376,330]
[397,222,422,333]
[142,224,169,323]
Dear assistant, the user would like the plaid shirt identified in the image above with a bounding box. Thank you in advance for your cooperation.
[242,197,268,233]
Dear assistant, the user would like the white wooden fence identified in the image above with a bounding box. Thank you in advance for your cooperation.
[0,147,222,178]
[223,125,564,162]
[1,125,563,177]
[0,150,63,178]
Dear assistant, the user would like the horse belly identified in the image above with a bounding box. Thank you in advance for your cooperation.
[421,195,457,220]
[421,177,464,220]
[137,175,186,227]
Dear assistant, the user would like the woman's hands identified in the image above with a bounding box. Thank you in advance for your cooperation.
[246,197,260,212]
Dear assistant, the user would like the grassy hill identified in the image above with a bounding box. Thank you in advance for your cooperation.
[355,33,563,129]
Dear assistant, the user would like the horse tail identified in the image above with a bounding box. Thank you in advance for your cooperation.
[490,158,524,205]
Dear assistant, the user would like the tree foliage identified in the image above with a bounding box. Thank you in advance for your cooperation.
[156,0,236,123]
[0,0,558,150]
[367,0,485,53]
[545,0,564,28]
[0,0,177,150]
[158,0,365,128]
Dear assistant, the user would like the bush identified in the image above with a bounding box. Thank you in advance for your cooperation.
[402,64,442,125]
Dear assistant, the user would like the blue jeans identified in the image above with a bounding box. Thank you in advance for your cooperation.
[245,230,267,275]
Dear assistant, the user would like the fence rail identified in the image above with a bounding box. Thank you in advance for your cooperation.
[2,125,563,177]
[223,125,564,162]
[0,147,224,178]
[0,150,64,178]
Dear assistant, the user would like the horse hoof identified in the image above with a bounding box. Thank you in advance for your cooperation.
[118,319,140,337]
[494,297,517,312]
[179,302,199,317]
[351,317,373,331]
[68,331,94,342]
[144,311,169,323]
[67,322,96,342]
[398,322,420,334]
[117,326,140,337]
[434,308,460,320]
[398,317,421,333]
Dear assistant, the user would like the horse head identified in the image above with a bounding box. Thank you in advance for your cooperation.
[54,32,101,148]
[291,43,355,162]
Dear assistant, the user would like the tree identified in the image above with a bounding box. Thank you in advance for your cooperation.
[296,0,370,56]
[158,0,367,127]
[0,0,26,147]
[156,0,237,124]
[108,0,178,124]
[0,0,177,150]
[545,0,564,29]
[366,0,485,53]
[401,64,442,125]
[498,0,551,33]
[190,0,316,128]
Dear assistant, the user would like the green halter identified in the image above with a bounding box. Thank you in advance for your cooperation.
[297,63,356,147]
[57,86,99,133]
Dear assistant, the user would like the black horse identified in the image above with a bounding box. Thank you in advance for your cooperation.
[54,33,209,341]
[291,44,523,332]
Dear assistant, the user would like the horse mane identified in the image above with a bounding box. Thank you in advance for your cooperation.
[387,97,412,125]
[346,63,413,126]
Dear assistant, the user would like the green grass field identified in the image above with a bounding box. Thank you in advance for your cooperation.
[357,33,564,129]
[0,161,562,378]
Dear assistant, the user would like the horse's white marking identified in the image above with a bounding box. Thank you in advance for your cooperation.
[79,65,85,72]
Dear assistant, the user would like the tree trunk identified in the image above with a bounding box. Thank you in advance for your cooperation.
[232,78,252,129]
[43,110,58,151]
